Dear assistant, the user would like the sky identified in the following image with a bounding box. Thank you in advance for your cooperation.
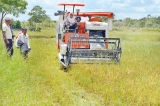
[6,0,160,21]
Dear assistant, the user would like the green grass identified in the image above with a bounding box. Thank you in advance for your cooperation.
[13,27,56,38]
[0,28,160,106]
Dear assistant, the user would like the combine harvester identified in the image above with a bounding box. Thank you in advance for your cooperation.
[54,2,122,69]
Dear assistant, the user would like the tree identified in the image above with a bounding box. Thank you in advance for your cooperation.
[101,17,108,22]
[147,14,151,20]
[16,20,21,29]
[139,20,145,28]
[113,19,124,28]
[28,5,48,23]
[123,17,131,27]
[11,19,16,28]
[28,5,50,31]
[157,16,160,23]
[43,16,52,27]
[0,0,28,28]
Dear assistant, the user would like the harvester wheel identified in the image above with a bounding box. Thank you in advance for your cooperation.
[116,54,121,63]
[60,63,64,70]
[59,63,68,71]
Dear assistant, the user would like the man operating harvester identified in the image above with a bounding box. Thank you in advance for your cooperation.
[17,27,31,59]
[2,17,14,57]
[64,13,77,32]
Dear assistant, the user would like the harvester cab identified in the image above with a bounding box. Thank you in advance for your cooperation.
[55,3,122,68]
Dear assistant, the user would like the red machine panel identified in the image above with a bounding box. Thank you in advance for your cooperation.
[64,33,89,49]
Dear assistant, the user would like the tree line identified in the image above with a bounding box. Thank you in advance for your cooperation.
[0,0,160,31]
[112,15,160,28]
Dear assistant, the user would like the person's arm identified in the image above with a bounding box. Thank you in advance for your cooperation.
[2,25,9,44]
[27,35,31,50]
[17,34,23,43]
[11,28,15,44]
[10,25,15,41]
[66,18,70,25]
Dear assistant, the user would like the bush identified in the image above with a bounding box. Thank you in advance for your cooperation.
[36,27,41,32]
[29,25,36,31]
[29,25,41,32]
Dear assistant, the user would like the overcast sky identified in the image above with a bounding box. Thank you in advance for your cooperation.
[8,0,160,21]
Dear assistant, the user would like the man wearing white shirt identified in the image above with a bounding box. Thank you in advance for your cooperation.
[2,17,14,57]
[17,27,31,58]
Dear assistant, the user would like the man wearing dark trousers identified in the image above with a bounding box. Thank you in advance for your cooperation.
[2,17,14,57]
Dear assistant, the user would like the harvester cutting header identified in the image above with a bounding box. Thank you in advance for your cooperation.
[54,2,122,69]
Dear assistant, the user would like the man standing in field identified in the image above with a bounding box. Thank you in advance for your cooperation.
[17,27,31,59]
[2,17,14,57]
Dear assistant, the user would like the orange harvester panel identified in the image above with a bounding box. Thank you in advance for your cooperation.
[74,12,114,18]
[77,22,85,33]
[58,3,85,6]
[105,40,108,49]
[64,33,89,49]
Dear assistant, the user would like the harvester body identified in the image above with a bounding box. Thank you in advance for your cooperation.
[55,3,122,68]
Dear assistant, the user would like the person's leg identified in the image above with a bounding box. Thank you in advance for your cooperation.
[69,23,77,32]
[10,40,13,56]
[7,39,13,57]
[74,23,78,33]
[22,51,26,59]
[74,23,77,28]
[69,25,75,32]
[23,51,29,59]
[6,44,10,56]
[25,51,28,58]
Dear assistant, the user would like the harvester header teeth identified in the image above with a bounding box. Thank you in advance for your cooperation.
[66,37,122,64]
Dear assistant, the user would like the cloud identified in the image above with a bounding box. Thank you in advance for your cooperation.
[134,7,146,12]
[10,0,160,21]
[141,0,145,3]
[153,0,160,4]
[42,0,54,6]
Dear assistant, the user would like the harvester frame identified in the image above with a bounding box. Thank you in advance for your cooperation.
[55,2,122,69]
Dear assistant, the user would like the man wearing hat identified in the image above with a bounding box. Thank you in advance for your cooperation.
[17,27,31,58]
[2,17,14,57]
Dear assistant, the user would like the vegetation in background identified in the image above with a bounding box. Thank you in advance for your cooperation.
[28,5,51,32]
[0,0,28,28]
[112,14,160,29]
[12,27,56,38]
[11,20,21,29]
